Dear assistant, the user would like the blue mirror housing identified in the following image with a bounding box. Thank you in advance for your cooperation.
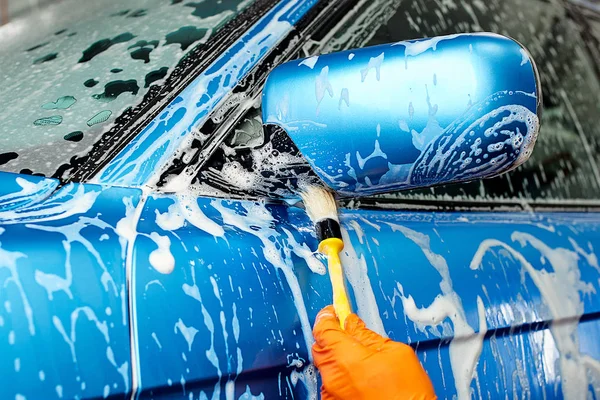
[262,33,541,196]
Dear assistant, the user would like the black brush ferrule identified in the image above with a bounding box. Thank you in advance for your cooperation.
[316,218,342,241]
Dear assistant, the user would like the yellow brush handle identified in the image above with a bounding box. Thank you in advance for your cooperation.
[319,238,352,329]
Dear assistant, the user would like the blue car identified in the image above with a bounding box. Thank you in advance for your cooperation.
[1,0,599,399]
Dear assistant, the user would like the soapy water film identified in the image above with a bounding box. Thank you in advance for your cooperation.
[1,0,600,399]
[4,178,600,398]
[333,90,540,195]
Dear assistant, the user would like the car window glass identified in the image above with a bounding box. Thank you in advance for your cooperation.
[192,0,600,204]
[321,0,600,202]
[0,0,254,176]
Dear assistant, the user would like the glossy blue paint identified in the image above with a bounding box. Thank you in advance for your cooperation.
[94,0,320,188]
[132,196,322,399]
[1,167,600,399]
[131,194,600,399]
[262,33,541,195]
[0,172,141,399]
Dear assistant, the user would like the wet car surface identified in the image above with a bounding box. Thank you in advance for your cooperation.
[1,0,600,399]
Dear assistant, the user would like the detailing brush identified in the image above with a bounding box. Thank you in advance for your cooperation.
[300,185,352,329]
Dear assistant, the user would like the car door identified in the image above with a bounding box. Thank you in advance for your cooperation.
[139,0,600,398]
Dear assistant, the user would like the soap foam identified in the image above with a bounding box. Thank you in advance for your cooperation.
[387,222,487,399]
[471,233,599,399]
[148,232,175,274]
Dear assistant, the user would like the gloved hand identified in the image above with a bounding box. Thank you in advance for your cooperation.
[312,305,437,400]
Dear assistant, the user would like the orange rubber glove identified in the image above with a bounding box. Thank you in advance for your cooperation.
[312,305,437,400]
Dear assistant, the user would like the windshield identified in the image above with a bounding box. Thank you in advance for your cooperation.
[0,0,254,177]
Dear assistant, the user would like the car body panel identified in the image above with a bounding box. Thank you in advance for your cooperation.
[4,171,599,399]
[133,193,600,399]
[132,195,321,399]
[0,171,142,399]
[0,173,59,211]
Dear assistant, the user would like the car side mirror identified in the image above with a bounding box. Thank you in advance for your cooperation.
[262,33,541,196]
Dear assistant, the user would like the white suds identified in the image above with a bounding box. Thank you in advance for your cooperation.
[471,232,598,399]
[388,222,487,399]
[148,232,175,274]
[299,56,319,69]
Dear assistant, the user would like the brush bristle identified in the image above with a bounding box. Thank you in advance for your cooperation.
[300,185,339,223]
